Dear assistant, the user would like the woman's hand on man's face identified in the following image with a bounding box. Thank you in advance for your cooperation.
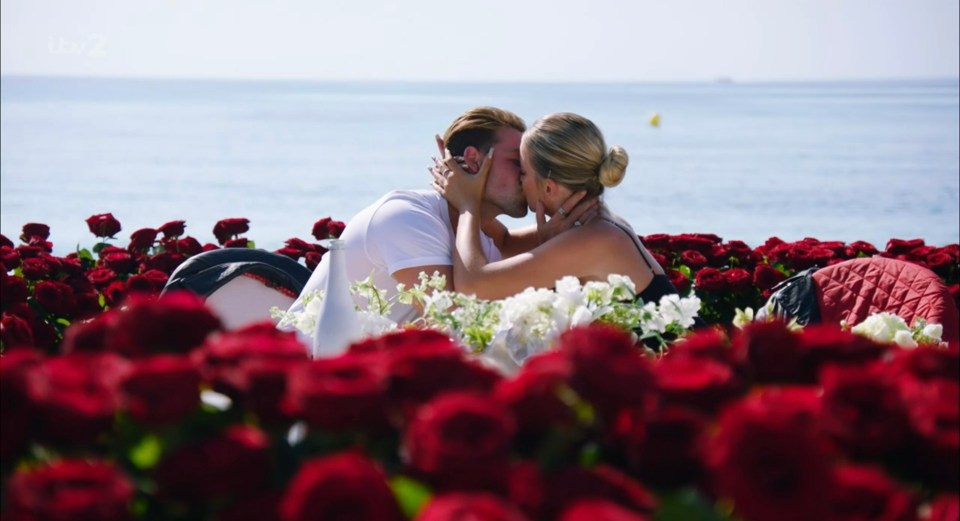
[430,136,493,214]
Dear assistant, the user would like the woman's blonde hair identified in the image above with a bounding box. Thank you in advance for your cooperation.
[521,113,628,197]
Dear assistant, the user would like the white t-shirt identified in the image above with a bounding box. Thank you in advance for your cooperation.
[286,190,502,336]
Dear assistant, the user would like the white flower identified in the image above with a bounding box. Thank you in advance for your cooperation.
[920,322,943,341]
[733,307,755,329]
[893,329,919,348]
[850,312,910,343]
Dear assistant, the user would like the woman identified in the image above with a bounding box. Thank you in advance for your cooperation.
[432,112,677,303]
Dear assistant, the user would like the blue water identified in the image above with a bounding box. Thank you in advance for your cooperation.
[2,76,958,254]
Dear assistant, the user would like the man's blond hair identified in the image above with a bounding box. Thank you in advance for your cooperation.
[442,107,526,156]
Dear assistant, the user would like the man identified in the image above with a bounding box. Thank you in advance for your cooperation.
[286,106,586,329]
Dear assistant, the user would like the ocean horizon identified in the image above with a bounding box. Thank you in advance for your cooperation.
[2,75,958,254]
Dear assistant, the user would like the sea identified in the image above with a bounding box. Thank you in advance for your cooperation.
[1,76,958,255]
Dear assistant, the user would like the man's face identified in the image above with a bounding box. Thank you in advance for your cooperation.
[482,127,527,218]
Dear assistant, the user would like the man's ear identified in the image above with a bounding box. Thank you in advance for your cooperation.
[462,146,482,173]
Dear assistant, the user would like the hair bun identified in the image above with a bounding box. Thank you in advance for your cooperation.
[598,145,628,187]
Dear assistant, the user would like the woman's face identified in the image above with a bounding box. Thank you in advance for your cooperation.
[519,144,546,213]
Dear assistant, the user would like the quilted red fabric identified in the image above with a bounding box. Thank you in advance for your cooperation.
[812,257,959,343]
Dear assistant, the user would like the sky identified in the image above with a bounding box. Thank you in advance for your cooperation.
[1,0,958,82]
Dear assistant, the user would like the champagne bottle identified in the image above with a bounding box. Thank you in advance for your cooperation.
[311,239,362,358]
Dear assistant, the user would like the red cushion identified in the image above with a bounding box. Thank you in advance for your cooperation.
[812,257,959,343]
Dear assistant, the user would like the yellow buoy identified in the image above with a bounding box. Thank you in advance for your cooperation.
[649,112,661,127]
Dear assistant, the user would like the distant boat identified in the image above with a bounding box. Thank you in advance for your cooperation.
[716,77,734,84]
[649,112,661,127]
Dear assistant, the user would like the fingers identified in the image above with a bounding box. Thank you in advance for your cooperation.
[435,135,446,157]
[535,199,546,229]
[555,190,588,219]
[565,194,598,223]
[476,147,494,181]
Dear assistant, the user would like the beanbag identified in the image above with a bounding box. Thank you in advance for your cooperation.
[812,257,959,343]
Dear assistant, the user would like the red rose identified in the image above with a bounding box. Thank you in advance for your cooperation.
[694,267,726,292]
[327,219,346,238]
[33,280,77,315]
[20,256,53,280]
[284,352,389,431]
[15,244,45,259]
[1,349,43,460]
[372,329,501,416]
[275,246,305,260]
[494,350,576,438]
[106,291,223,357]
[213,217,250,245]
[120,354,201,426]
[84,267,118,291]
[665,268,691,294]
[735,320,805,383]
[103,279,127,307]
[192,324,307,425]
[820,363,911,457]
[725,240,758,265]
[654,355,743,413]
[85,212,122,238]
[311,217,334,240]
[675,234,716,254]
[0,233,13,248]
[154,425,271,503]
[650,252,669,269]
[405,392,516,492]
[419,493,531,521]
[284,237,323,254]
[20,222,51,241]
[616,405,708,490]
[61,310,119,354]
[280,451,404,521]
[796,325,889,382]
[900,379,959,489]
[560,325,654,419]
[558,499,650,521]
[102,250,136,274]
[304,251,323,271]
[1,245,21,270]
[679,250,708,270]
[845,240,879,258]
[1,312,35,349]
[157,220,186,238]
[25,353,131,446]
[890,344,959,382]
[224,237,251,248]
[926,251,955,278]
[788,245,835,270]
[640,233,672,251]
[124,269,170,295]
[127,227,158,251]
[6,459,135,521]
[705,392,833,521]
[723,267,753,292]
[142,251,187,274]
[539,465,657,521]
[828,464,918,521]
[160,236,203,256]
[927,494,960,521]
[753,264,787,291]
[885,238,925,255]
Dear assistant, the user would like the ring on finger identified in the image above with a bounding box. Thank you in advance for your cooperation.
[557,207,568,217]
[573,220,582,227]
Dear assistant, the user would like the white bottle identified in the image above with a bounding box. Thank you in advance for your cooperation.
[311,239,362,358]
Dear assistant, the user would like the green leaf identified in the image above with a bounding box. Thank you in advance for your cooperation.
[655,488,732,521]
[92,242,108,254]
[678,265,693,278]
[129,434,163,470]
[389,475,432,519]
[77,248,95,262]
